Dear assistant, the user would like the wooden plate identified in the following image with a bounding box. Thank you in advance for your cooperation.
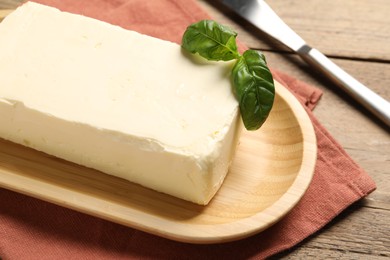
[0,81,316,244]
[0,9,14,21]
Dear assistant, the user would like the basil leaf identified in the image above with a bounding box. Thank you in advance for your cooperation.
[181,20,275,131]
[232,50,275,130]
[182,20,240,61]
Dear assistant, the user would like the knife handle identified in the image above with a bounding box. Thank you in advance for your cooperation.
[298,46,390,128]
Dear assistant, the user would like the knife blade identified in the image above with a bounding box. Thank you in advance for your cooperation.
[221,0,390,128]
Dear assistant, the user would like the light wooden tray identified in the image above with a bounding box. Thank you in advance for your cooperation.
[0,81,317,244]
[0,9,14,21]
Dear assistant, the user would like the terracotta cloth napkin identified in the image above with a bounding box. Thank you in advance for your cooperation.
[0,0,376,259]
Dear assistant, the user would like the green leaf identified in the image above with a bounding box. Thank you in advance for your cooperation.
[181,20,240,61]
[181,20,275,131]
[232,50,275,130]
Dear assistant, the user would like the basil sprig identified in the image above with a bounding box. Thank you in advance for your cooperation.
[182,20,275,131]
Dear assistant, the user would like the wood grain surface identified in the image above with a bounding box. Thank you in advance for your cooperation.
[1,0,389,258]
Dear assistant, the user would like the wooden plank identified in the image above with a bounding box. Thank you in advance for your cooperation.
[199,0,390,61]
[266,0,390,61]
[274,248,389,259]
[273,204,390,258]
[0,0,22,9]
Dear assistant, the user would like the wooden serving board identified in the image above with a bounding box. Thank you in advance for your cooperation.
[0,9,13,21]
[0,81,317,243]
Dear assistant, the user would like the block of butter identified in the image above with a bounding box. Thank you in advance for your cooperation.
[0,2,241,205]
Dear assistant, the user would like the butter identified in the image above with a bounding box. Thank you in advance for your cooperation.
[0,2,241,205]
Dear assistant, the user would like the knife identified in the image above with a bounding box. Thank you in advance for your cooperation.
[221,0,390,128]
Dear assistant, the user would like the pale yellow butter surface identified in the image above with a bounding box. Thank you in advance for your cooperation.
[0,2,241,205]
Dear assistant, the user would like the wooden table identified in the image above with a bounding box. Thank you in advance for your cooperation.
[1,0,389,258]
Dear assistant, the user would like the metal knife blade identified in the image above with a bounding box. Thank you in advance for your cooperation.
[221,0,390,128]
